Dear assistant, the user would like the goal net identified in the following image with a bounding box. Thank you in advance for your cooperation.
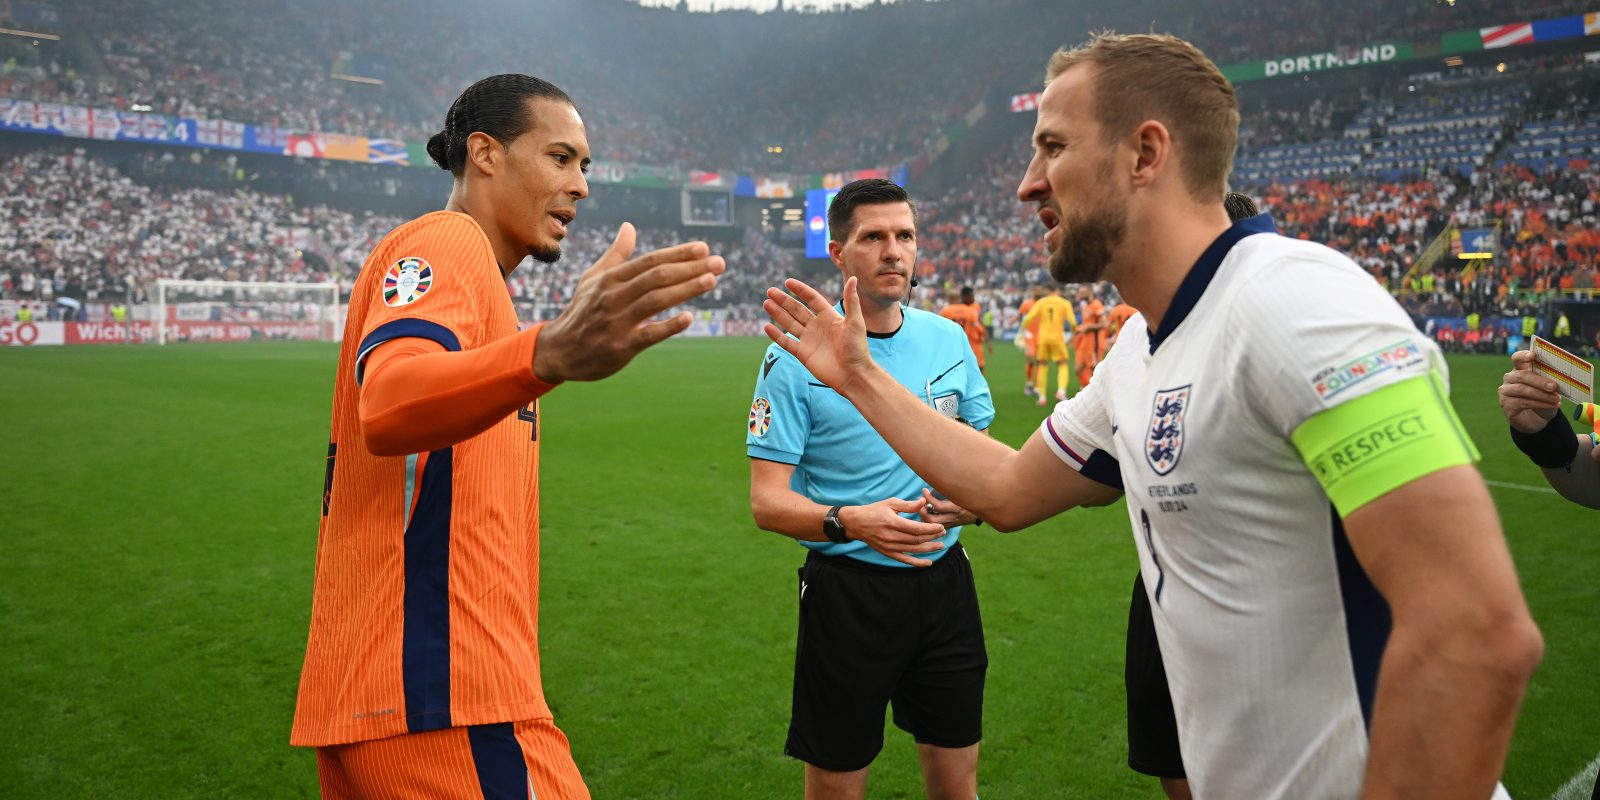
[150,280,341,345]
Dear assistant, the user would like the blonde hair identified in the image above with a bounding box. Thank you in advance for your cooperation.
[1047,32,1239,201]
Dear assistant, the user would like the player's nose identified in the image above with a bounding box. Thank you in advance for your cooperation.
[1018,155,1048,202]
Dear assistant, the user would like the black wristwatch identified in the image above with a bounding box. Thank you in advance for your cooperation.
[822,505,850,544]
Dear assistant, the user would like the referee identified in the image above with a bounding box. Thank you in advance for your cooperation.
[747,179,995,800]
[1498,349,1600,800]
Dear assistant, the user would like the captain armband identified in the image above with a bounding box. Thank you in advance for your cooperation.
[1290,371,1480,517]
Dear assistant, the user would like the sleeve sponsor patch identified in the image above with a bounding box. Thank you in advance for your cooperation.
[1309,339,1426,401]
[1291,371,1479,516]
[383,257,434,307]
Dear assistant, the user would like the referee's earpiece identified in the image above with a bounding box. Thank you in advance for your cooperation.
[910,277,919,288]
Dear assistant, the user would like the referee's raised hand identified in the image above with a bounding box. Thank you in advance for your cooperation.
[535,222,725,383]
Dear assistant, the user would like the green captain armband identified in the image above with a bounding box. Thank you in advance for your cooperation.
[1291,370,1480,517]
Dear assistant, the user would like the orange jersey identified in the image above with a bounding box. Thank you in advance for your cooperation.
[1075,299,1106,350]
[1109,302,1137,336]
[1018,299,1038,336]
[1024,295,1076,344]
[938,302,985,345]
[293,211,551,747]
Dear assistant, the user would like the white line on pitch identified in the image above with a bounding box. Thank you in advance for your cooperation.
[1484,480,1560,495]
[1547,751,1600,800]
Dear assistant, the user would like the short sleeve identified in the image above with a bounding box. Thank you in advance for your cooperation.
[353,214,496,384]
[957,335,995,431]
[747,345,810,465]
[1234,247,1446,438]
[1039,348,1123,490]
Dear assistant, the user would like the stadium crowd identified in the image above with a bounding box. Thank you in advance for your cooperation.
[0,147,795,315]
[4,0,1586,176]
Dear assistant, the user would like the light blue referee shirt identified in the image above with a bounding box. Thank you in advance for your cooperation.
[747,305,995,567]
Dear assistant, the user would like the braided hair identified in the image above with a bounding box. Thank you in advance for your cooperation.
[426,74,574,177]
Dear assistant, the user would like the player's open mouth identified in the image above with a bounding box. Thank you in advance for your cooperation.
[549,210,574,231]
[1038,208,1061,231]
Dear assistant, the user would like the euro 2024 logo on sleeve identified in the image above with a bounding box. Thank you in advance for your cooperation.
[383,257,433,307]
[1146,385,1191,476]
[749,397,772,437]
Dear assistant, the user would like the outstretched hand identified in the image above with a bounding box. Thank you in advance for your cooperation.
[535,222,724,383]
[763,276,874,394]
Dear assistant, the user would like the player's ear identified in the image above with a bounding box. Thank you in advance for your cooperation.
[1129,119,1169,189]
[464,131,501,177]
[828,239,845,272]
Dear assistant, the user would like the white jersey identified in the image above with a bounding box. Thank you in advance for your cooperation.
[1041,216,1462,799]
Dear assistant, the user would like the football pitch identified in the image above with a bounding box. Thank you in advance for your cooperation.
[2,338,1597,799]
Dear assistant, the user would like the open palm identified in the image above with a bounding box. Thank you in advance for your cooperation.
[762,277,874,393]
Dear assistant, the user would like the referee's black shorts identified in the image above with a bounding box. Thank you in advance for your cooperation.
[785,543,987,772]
[1126,571,1186,779]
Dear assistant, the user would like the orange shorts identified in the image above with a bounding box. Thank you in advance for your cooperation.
[1021,330,1037,358]
[316,718,589,800]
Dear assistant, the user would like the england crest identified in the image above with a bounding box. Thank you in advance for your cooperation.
[1145,385,1191,476]
[383,257,433,307]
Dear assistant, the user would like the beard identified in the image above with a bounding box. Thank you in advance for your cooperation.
[529,242,562,264]
[1047,200,1125,284]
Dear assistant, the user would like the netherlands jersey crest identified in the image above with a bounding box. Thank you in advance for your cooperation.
[383,257,433,307]
[1145,385,1191,475]
[749,397,772,437]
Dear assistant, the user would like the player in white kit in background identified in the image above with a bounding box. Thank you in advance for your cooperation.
[760,32,1542,800]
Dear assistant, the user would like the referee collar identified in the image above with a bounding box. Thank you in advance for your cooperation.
[1147,212,1277,354]
[836,301,908,339]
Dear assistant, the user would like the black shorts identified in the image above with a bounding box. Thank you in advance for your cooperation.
[1126,571,1186,779]
[786,543,987,772]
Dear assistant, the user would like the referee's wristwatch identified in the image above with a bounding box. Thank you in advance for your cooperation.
[823,505,850,544]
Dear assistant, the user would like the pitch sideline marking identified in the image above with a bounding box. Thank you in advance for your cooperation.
[1546,751,1600,800]
[1484,480,1559,495]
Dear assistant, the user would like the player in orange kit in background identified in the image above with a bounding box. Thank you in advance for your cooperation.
[1072,284,1106,389]
[939,286,990,372]
[291,74,724,800]
[1018,285,1044,396]
[1105,290,1137,352]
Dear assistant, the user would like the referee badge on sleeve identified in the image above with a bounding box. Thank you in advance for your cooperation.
[750,397,772,437]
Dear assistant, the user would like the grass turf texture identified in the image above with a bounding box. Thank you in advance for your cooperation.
[1,339,1596,799]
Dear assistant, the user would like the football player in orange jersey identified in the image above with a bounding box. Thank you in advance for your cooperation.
[1072,284,1106,389]
[939,286,989,372]
[1017,284,1045,396]
[291,74,724,800]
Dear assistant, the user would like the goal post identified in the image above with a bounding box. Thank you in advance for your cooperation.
[150,280,341,345]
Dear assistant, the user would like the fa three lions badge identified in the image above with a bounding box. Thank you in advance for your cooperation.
[1146,385,1191,476]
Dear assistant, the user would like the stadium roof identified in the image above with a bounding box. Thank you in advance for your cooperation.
[632,0,929,11]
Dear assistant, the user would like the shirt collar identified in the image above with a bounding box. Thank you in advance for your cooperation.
[836,301,908,339]
[1147,212,1278,354]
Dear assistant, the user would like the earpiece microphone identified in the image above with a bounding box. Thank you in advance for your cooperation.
[910,277,919,288]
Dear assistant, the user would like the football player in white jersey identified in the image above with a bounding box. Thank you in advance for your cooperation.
[760,32,1542,800]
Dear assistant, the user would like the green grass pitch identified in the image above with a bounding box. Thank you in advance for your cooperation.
[1,339,1596,798]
